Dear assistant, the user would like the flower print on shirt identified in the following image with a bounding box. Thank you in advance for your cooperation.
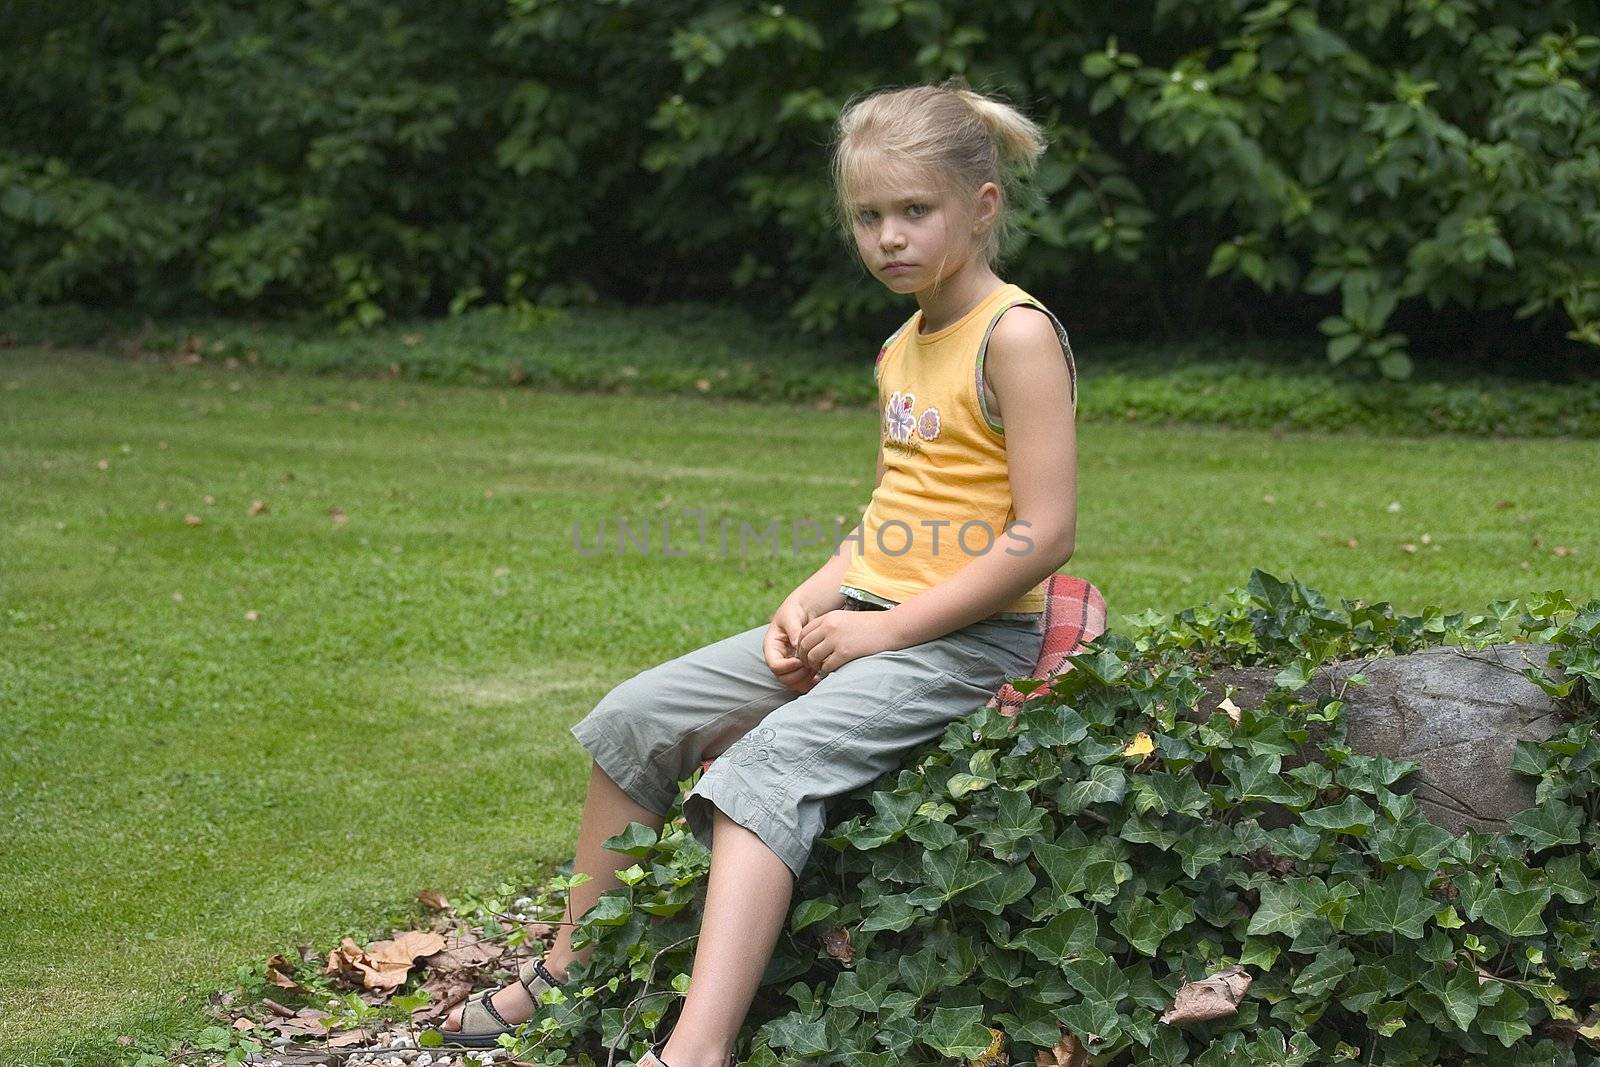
[917,406,941,441]
[885,390,917,445]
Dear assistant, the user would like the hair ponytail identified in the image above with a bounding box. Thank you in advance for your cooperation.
[944,77,1046,182]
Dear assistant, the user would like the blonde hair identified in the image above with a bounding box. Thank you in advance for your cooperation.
[829,76,1047,295]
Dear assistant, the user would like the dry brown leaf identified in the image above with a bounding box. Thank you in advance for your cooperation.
[324,931,447,991]
[423,929,505,974]
[1494,499,1513,509]
[249,499,269,516]
[409,972,476,1024]
[1554,545,1572,558]
[1037,1030,1087,1067]
[1217,697,1242,725]
[231,1017,255,1031]
[265,953,303,992]
[183,513,203,527]
[326,1028,374,1048]
[1159,964,1253,1025]
[328,507,348,529]
[416,888,451,913]
[818,925,854,965]
[258,1007,332,1039]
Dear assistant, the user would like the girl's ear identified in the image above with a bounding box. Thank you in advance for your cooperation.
[972,181,1000,235]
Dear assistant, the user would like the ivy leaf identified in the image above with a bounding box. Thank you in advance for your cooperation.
[761,1012,829,1056]
[1224,753,1307,806]
[1299,795,1375,836]
[963,864,1036,915]
[1479,887,1551,938]
[919,1005,992,1059]
[1507,800,1583,852]
[601,822,659,858]
[1057,764,1128,814]
[1420,963,1480,1031]
[1112,888,1195,956]
[1290,946,1353,999]
[859,893,919,933]
[1246,879,1322,938]
[788,899,837,933]
[1013,907,1104,967]
[1346,871,1434,939]
[1475,985,1533,1046]
[1544,853,1596,904]
[1063,957,1131,1014]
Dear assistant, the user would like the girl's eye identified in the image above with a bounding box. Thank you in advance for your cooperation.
[907,203,928,217]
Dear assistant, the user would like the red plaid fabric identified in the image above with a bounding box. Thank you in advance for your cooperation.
[985,573,1108,716]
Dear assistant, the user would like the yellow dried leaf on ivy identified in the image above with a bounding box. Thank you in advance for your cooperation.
[1122,732,1154,757]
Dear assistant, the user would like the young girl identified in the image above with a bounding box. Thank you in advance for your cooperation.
[438,77,1078,1066]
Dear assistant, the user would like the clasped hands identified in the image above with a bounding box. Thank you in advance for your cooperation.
[762,596,900,693]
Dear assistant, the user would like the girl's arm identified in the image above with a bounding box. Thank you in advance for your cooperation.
[879,308,1077,646]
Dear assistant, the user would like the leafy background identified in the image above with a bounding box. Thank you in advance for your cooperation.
[4,0,1599,378]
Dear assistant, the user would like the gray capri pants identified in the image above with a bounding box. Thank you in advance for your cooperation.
[570,601,1044,880]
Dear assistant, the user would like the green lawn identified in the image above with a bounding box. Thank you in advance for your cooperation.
[2,347,1596,1064]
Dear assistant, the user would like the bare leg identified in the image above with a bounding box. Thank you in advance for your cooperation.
[444,762,664,1032]
[658,806,795,1067]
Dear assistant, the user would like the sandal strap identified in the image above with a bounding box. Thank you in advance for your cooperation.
[475,989,515,1030]
[518,956,561,998]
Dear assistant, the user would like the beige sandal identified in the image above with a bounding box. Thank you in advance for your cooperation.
[434,956,562,1048]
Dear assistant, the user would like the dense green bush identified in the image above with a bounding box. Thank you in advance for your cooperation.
[4,2,1598,377]
[474,573,1600,1066]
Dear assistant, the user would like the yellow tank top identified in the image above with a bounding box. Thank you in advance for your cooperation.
[839,282,1077,616]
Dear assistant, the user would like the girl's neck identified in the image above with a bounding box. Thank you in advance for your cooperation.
[914,263,1007,334]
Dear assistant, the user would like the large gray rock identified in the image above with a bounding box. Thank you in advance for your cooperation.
[1196,643,1569,834]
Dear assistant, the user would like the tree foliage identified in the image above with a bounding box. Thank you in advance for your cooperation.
[4,2,1598,375]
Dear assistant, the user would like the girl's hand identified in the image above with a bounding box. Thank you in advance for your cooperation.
[796,610,899,679]
[764,597,819,693]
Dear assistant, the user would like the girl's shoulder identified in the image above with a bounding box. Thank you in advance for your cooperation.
[982,286,1078,409]
[873,312,919,384]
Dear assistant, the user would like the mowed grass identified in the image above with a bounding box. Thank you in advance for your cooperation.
[2,347,1597,1063]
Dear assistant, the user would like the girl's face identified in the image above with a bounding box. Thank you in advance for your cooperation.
[847,165,974,293]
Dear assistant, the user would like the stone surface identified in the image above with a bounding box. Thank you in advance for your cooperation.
[1197,643,1569,834]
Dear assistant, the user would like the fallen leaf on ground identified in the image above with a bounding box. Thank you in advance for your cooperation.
[329,507,348,529]
[325,931,446,991]
[265,954,303,992]
[423,929,506,973]
[1160,964,1253,1025]
[416,889,451,913]
[1035,1030,1087,1067]
[184,514,203,527]
[1122,732,1154,757]
[249,499,269,515]
[257,1007,332,1039]
[1217,697,1242,725]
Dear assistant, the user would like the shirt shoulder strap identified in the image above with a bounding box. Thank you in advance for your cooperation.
[977,297,1077,412]
[874,313,918,385]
